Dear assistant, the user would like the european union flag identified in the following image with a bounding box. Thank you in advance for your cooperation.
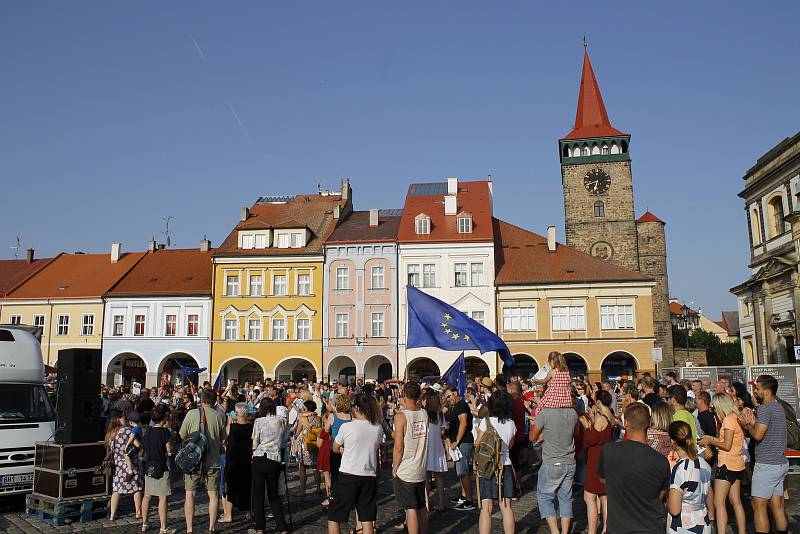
[442,352,467,397]
[406,285,514,368]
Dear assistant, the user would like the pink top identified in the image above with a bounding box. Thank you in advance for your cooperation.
[538,370,574,409]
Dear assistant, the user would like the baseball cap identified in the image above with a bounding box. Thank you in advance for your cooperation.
[480,377,494,388]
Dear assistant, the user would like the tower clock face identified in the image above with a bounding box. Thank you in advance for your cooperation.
[583,168,611,195]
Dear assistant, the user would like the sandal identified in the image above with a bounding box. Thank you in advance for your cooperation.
[141,522,150,532]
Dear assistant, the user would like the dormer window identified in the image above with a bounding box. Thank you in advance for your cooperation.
[276,233,290,248]
[457,213,472,233]
[239,230,269,249]
[415,214,431,235]
[290,232,303,248]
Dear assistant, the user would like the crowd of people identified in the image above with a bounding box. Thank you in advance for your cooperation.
[96,351,795,534]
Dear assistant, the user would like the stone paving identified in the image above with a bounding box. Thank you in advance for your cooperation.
[1,459,798,533]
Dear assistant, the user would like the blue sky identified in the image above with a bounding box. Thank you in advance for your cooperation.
[1,2,799,318]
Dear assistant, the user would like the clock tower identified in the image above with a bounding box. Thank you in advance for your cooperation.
[559,48,675,366]
[560,50,639,271]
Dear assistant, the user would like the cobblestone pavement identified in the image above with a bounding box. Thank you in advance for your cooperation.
[1,460,798,533]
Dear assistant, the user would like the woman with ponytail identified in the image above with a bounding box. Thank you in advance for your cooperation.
[667,421,712,534]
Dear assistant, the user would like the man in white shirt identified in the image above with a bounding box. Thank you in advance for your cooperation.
[392,382,429,534]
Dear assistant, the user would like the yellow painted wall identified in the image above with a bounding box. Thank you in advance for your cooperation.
[496,284,657,381]
[0,301,105,365]
[210,261,324,379]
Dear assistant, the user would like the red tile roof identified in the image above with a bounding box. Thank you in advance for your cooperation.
[6,251,146,299]
[215,193,349,257]
[637,211,665,224]
[562,51,626,140]
[669,301,699,316]
[494,219,651,285]
[0,257,56,297]
[325,211,401,244]
[397,181,493,243]
[107,248,214,297]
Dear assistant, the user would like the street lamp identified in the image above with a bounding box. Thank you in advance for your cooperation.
[679,302,695,365]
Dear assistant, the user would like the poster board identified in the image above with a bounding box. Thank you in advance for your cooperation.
[678,367,718,383]
[749,365,800,418]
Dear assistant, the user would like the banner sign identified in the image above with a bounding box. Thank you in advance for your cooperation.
[749,365,800,417]
[679,367,717,382]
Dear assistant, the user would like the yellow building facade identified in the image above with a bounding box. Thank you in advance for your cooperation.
[211,183,351,384]
[0,300,105,366]
[211,259,325,382]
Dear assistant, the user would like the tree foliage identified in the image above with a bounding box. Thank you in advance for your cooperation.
[672,325,743,366]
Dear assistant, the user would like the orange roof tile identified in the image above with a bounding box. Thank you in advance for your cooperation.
[6,251,145,299]
[562,51,627,141]
[0,257,56,297]
[397,181,493,243]
[493,219,651,285]
[215,193,348,257]
[637,211,665,224]
[669,301,699,316]
[107,248,213,297]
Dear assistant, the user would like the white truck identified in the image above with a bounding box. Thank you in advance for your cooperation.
[0,325,56,496]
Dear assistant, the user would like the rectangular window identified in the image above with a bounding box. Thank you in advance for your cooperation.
[9,315,21,325]
[551,305,585,331]
[248,318,262,340]
[454,263,468,287]
[165,314,177,336]
[422,264,436,288]
[502,307,536,331]
[336,267,349,290]
[415,217,430,235]
[255,233,267,249]
[57,314,69,336]
[242,234,255,249]
[225,274,240,296]
[471,263,484,286]
[81,314,94,336]
[113,315,124,336]
[33,314,45,329]
[371,265,385,289]
[371,312,385,337]
[276,234,289,248]
[271,318,286,340]
[249,274,263,296]
[290,233,303,248]
[224,319,238,340]
[458,216,472,233]
[296,318,310,340]
[335,313,349,338]
[187,314,199,336]
[600,304,634,330]
[297,274,311,296]
[407,264,420,287]
[134,314,146,336]
[470,311,485,325]
[273,274,287,296]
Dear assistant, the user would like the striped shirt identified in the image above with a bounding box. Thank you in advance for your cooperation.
[754,400,787,465]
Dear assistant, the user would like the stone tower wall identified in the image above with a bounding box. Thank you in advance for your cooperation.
[562,160,641,272]
[637,220,675,366]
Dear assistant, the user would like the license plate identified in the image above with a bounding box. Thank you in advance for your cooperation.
[0,474,34,486]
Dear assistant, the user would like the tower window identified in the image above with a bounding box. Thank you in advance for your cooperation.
[601,145,609,155]
[581,146,590,156]
[594,200,605,217]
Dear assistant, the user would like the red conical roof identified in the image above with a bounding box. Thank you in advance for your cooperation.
[563,51,626,140]
[637,211,665,224]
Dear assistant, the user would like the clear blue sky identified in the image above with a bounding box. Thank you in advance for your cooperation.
[2,2,799,318]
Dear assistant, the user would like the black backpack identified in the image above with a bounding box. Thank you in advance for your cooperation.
[174,406,208,473]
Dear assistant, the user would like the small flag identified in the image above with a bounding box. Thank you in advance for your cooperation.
[213,371,223,392]
[442,352,467,397]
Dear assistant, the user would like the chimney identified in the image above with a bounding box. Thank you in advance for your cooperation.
[341,178,350,201]
[147,239,156,253]
[26,249,35,263]
[447,177,458,196]
[200,238,211,253]
[547,226,557,252]
[333,205,341,219]
[486,174,494,215]
[241,207,249,221]
[369,209,379,227]
[111,242,122,263]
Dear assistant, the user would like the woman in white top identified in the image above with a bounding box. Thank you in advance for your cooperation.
[422,389,447,512]
[475,391,517,534]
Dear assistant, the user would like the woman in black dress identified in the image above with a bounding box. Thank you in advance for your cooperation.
[220,402,253,523]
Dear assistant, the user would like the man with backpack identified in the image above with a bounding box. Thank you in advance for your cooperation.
[391,381,429,534]
[474,391,517,534]
[178,389,227,534]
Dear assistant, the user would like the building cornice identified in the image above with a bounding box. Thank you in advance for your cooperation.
[213,255,324,264]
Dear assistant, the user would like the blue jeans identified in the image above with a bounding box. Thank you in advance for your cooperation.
[537,462,575,519]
